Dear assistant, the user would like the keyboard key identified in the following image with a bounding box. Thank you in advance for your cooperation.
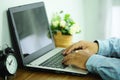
[39,50,65,69]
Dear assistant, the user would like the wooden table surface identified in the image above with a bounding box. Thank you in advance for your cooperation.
[2,69,102,80]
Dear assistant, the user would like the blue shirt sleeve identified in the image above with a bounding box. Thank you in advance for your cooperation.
[86,38,120,80]
[96,38,120,57]
[86,55,120,80]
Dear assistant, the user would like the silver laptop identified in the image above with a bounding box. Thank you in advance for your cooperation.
[7,2,88,75]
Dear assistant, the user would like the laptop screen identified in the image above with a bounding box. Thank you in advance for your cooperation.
[13,5,52,54]
[8,2,55,65]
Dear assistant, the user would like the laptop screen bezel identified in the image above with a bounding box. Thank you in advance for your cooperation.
[7,2,55,66]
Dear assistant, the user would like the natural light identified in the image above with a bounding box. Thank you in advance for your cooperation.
[111,6,120,38]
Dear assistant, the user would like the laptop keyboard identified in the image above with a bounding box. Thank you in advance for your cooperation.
[39,50,66,69]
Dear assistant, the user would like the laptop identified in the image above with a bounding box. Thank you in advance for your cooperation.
[7,2,88,75]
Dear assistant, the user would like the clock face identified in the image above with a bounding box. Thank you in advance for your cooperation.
[6,54,18,74]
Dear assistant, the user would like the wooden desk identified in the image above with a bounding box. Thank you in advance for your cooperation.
[4,69,102,80]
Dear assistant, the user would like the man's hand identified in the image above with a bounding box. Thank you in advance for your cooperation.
[63,40,98,55]
[62,50,93,69]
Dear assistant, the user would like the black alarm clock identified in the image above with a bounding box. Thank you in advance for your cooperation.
[0,46,18,77]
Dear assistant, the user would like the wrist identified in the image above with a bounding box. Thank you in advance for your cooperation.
[93,41,99,54]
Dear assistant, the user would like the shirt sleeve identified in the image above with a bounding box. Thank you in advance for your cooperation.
[86,55,120,80]
[96,38,120,57]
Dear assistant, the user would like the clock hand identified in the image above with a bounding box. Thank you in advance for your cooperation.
[9,60,13,65]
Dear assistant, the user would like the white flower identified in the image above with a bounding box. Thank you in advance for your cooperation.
[60,20,66,28]
[74,24,81,32]
[69,25,76,35]
[69,24,80,35]
[51,11,81,35]
[52,20,59,28]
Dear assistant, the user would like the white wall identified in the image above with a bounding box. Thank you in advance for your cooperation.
[83,0,100,41]
[83,0,112,41]
[0,0,84,48]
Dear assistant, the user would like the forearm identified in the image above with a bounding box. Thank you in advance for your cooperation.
[86,55,120,80]
[96,38,120,57]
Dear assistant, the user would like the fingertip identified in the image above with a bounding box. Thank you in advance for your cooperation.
[62,51,65,54]
[62,60,67,66]
[62,59,67,66]
[62,60,64,64]
[62,50,69,56]
[62,49,67,54]
[62,52,67,56]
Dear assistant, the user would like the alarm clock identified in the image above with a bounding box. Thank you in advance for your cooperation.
[0,46,18,76]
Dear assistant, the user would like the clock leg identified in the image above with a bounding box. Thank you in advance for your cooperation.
[0,75,7,80]
[4,76,8,80]
[0,76,8,80]
[1,75,15,80]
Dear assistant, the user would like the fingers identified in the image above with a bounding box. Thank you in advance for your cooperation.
[63,45,74,55]
[62,40,93,55]
[62,56,70,66]
[63,42,82,55]
[62,53,75,66]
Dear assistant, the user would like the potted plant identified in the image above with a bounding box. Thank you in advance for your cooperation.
[50,11,81,48]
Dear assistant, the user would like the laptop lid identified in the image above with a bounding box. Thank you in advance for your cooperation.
[7,2,55,66]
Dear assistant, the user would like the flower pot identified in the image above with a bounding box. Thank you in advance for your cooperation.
[53,32,73,48]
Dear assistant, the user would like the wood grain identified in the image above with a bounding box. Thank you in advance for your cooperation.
[3,69,102,80]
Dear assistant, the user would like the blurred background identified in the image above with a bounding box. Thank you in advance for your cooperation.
[0,0,120,48]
